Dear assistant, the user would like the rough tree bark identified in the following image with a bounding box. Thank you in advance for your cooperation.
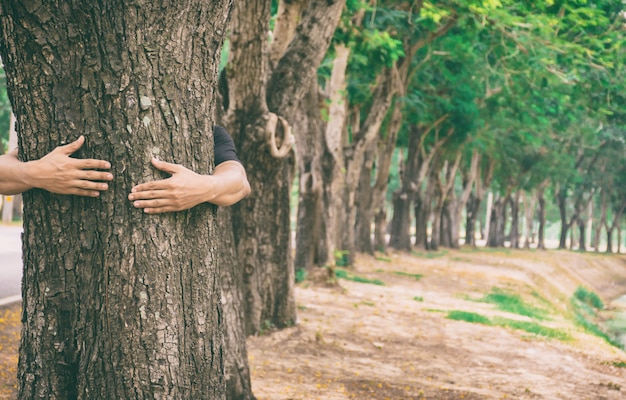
[389,121,446,250]
[219,209,255,400]
[225,0,345,334]
[605,204,626,254]
[536,181,548,250]
[430,154,460,251]
[0,1,231,398]
[509,191,521,249]
[355,140,377,254]
[372,104,404,252]
[593,190,608,252]
[294,80,328,271]
[448,151,479,248]
[465,159,492,247]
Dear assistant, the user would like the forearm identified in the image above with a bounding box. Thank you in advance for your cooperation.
[202,161,251,207]
[0,150,35,195]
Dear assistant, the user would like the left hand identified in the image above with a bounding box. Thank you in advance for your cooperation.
[129,158,209,214]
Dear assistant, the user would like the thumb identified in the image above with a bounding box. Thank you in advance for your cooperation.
[151,158,182,174]
[57,135,85,155]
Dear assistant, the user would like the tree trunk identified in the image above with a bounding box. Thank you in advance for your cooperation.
[605,204,626,254]
[414,191,428,249]
[430,155,460,251]
[557,189,569,249]
[389,126,422,250]
[440,202,452,248]
[593,190,608,252]
[465,192,479,247]
[523,190,536,249]
[577,216,586,251]
[355,140,377,254]
[226,0,344,333]
[372,108,402,253]
[219,209,255,400]
[0,2,231,398]
[334,68,396,264]
[294,80,327,271]
[450,151,479,248]
[537,183,547,250]
[488,196,507,248]
[421,172,437,249]
[323,44,351,265]
[509,191,520,249]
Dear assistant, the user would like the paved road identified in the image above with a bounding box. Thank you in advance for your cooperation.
[0,224,22,305]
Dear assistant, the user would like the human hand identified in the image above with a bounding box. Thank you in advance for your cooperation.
[27,136,112,196]
[129,158,211,214]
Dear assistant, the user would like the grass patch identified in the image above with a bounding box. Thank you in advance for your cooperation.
[413,296,424,302]
[295,268,307,283]
[492,317,572,341]
[573,286,604,310]
[335,268,385,286]
[447,310,492,325]
[611,361,626,368]
[410,250,448,259]
[569,286,622,349]
[479,288,549,321]
[393,271,423,281]
[446,310,571,341]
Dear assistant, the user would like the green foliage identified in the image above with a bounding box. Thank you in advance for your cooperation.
[410,250,448,259]
[413,296,424,302]
[334,250,350,267]
[447,310,492,325]
[569,287,622,349]
[393,271,423,281]
[447,310,572,341]
[573,286,604,310]
[334,268,385,286]
[295,268,308,283]
[479,288,550,320]
[491,317,572,341]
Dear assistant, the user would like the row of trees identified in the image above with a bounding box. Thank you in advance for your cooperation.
[0,0,624,399]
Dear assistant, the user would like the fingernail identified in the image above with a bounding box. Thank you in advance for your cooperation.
[100,184,108,190]
[131,188,137,193]
[106,174,113,180]
[128,194,134,200]
[104,162,111,169]
[92,192,99,197]
[134,201,140,207]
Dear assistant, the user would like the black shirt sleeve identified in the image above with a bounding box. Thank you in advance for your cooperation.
[214,125,241,166]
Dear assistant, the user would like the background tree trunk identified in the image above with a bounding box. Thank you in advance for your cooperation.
[0,2,231,398]
[509,191,520,249]
[537,183,547,250]
[294,81,327,271]
[594,191,608,252]
[226,0,344,333]
[355,141,377,254]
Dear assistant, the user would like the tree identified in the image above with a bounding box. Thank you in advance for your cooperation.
[222,0,345,334]
[0,1,231,398]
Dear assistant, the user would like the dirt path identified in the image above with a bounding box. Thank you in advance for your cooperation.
[248,249,626,399]
[1,249,625,399]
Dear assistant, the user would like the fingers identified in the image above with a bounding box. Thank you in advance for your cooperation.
[73,158,112,171]
[57,135,85,155]
[151,158,182,174]
[131,198,178,214]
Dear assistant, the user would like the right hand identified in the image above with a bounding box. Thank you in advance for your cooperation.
[27,135,113,196]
